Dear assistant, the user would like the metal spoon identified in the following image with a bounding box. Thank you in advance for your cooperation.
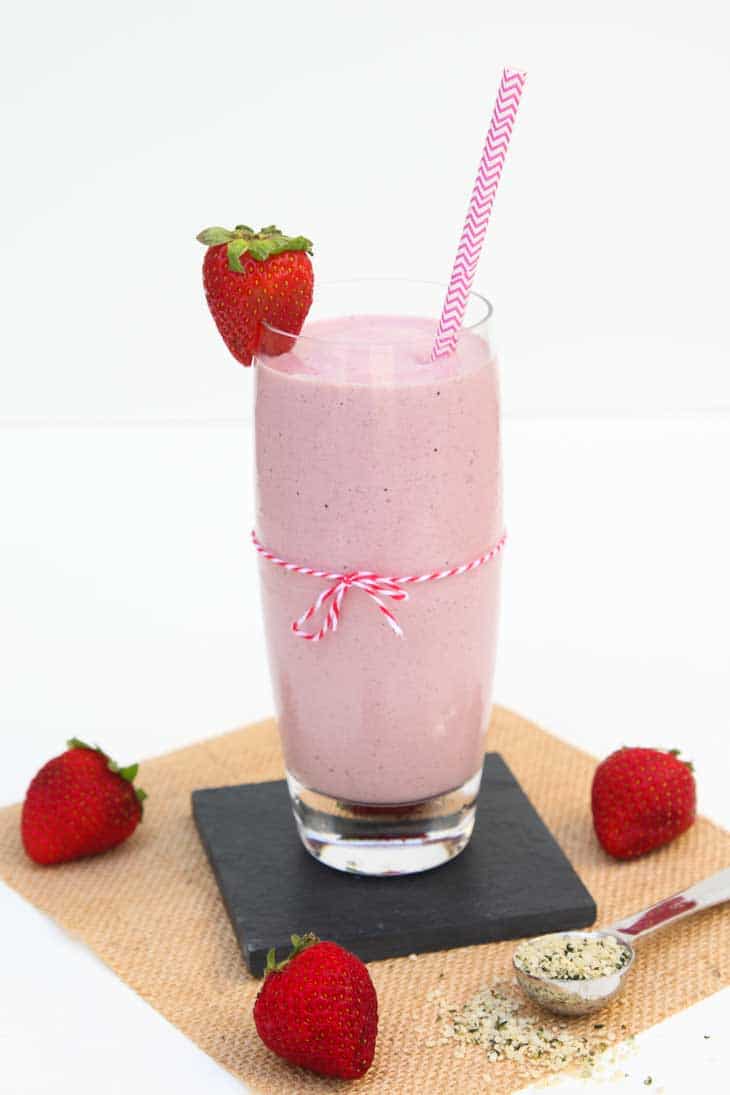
[513,866,730,1016]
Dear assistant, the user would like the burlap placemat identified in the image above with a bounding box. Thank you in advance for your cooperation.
[1,706,728,1094]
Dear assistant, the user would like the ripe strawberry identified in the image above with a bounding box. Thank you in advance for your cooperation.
[21,739,147,865]
[253,933,378,1080]
[196,223,314,366]
[591,746,696,860]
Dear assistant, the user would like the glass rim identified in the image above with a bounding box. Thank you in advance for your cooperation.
[261,277,493,347]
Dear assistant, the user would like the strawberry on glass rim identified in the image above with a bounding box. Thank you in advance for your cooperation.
[196,223,314,366]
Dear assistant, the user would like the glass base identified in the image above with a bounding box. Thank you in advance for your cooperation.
[287,768,482,876]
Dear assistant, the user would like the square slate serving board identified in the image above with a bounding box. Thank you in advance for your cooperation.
[192,753,596,977]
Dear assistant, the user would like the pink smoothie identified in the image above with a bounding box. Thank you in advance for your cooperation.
[254,314,502,804]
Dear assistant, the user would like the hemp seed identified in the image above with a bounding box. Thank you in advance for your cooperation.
[514,934,631,981]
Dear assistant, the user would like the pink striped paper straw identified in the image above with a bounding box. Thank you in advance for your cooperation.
[430,67,527,361]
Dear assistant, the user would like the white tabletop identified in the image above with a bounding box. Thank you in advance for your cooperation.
[1,415,728,1094]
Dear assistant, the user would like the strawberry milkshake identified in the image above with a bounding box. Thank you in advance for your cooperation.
[254,284,502,872]
[194,228,505,873]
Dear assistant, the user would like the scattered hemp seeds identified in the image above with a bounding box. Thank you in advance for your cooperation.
[514,933,631,981]
[421,981,625,1080]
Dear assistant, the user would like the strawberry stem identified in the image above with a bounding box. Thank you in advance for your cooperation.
[264,932,319,975]
[66,738,148,812]
[195,223,313,273]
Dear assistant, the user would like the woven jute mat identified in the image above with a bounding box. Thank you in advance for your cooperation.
[1,706,729,1094]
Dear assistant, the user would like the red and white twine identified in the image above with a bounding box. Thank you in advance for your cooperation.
[252,530,506,643]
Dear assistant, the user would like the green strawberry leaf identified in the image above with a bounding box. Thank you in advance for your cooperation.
[196,227,237,246]
[263,933,318,976]
[226,237,251,272]
[245,239,272,262]
[117,763,139,783]
[289,932,318,957]
[67,737,97,753]
[282,235,313,253]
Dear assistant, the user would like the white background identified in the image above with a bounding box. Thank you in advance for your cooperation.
[1,2,729,1093]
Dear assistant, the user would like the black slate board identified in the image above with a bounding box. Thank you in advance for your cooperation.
[192,753,596,977]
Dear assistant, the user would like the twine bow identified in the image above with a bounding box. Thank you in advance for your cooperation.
[252,530,506,643]
[291,570,407,642]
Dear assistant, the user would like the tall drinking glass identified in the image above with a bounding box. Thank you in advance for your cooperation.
[254,280,502,875]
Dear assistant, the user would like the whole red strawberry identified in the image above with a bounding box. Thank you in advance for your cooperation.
[253,933,378,1080]
[591,747,696,860]
[197,224,314,365]
[21,739,147,865]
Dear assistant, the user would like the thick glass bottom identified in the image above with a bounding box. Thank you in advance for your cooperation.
[287,768,482,876]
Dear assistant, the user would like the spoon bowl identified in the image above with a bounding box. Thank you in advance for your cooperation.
[513,930,635,1017]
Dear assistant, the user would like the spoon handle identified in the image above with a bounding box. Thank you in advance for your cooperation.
[607,866,730,944]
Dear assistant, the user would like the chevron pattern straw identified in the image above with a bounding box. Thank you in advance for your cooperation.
[430,67,527,361]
